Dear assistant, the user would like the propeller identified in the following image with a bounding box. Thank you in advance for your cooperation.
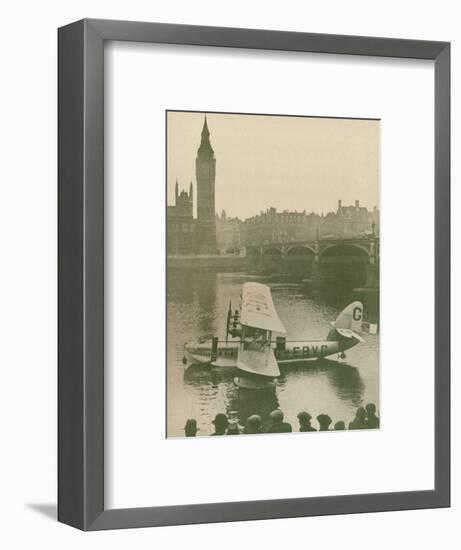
[226,300,232,344]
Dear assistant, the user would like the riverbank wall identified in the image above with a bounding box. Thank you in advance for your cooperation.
[167,254,248,271]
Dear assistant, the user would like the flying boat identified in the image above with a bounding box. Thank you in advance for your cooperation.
[183,282,365,389]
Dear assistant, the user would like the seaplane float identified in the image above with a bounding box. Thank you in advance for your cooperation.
[183,282,365,389]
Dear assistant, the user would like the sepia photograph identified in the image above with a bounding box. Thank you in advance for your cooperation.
[166,110,380,438]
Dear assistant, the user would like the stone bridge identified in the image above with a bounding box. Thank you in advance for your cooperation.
[244,236,379,288]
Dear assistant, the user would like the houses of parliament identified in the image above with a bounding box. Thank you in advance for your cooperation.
[167,117,217,255]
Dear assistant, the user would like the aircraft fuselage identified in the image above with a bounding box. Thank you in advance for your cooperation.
[184,337,358,368]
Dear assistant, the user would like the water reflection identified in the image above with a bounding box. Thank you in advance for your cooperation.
[167,269,378,437]
[196,270,217,335]
[322,361,364,406]
[280,360,365,405]
[227,387,279,429]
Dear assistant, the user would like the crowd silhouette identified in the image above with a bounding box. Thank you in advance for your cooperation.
[184,404,380,436]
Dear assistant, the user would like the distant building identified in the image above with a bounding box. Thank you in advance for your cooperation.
[242,207,318,246]
[167,181,196,255]
[242,201,379,247]
[334,199,379,237]
[167,117,218,255]
[216,210,242,254]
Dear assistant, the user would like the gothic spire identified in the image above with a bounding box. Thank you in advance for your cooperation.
[198,115,214,156]
[202,115,209,137]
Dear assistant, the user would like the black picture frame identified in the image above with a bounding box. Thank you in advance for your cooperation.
[58,18,450,530]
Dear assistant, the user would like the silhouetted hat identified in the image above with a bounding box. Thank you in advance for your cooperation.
[184,418,198,436]
[226,420,241,435]
[317,414,332,426]
[297,411,312,422]
[365,403,376,415]
[246,414,262,428]
[212,413,229,428]
[184,418,198,430]
[269,409,284,422]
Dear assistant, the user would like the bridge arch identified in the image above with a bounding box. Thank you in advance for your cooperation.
[261,247,283,273]
[245,246,260,257]
[319,242,371,258]
[245,246,261,269]
[319,243,370,287]
[285,246,315,274]
[286,244,316,256]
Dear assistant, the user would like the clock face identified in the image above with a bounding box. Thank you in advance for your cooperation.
[197,158,215,179]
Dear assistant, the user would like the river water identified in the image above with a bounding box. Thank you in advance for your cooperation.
[167,269,379,437]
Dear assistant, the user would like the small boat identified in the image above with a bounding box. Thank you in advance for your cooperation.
[183,282,365,388]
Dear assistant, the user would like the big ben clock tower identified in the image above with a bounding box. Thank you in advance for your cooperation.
[196,117,217,254]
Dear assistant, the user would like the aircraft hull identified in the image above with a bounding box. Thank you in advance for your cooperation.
[183,338,358,368]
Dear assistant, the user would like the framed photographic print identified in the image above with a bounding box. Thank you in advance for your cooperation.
[58,19,450,530]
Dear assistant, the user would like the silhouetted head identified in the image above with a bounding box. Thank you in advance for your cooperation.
[356,407,367,420]
[269,409,284,424]
[334,421,346,430]
[297,411,312,425]
[212,413,229,434]
[226,420,240,435]
[184,419,198,437]
[365,403,377,416]
[317,414,332,431]
[245,414,263,434]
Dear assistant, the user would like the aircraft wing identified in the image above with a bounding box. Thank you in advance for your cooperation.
[237,347,280,378]
[240,282,286,333]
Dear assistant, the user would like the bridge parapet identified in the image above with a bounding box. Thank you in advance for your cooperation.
[245,236,379,287]
[247,236,378,258]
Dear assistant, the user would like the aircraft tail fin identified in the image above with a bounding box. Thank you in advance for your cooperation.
[333,301,363,332]
[329,301,365,342]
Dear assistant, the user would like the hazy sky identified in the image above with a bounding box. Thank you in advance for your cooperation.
[167,111,379,220]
